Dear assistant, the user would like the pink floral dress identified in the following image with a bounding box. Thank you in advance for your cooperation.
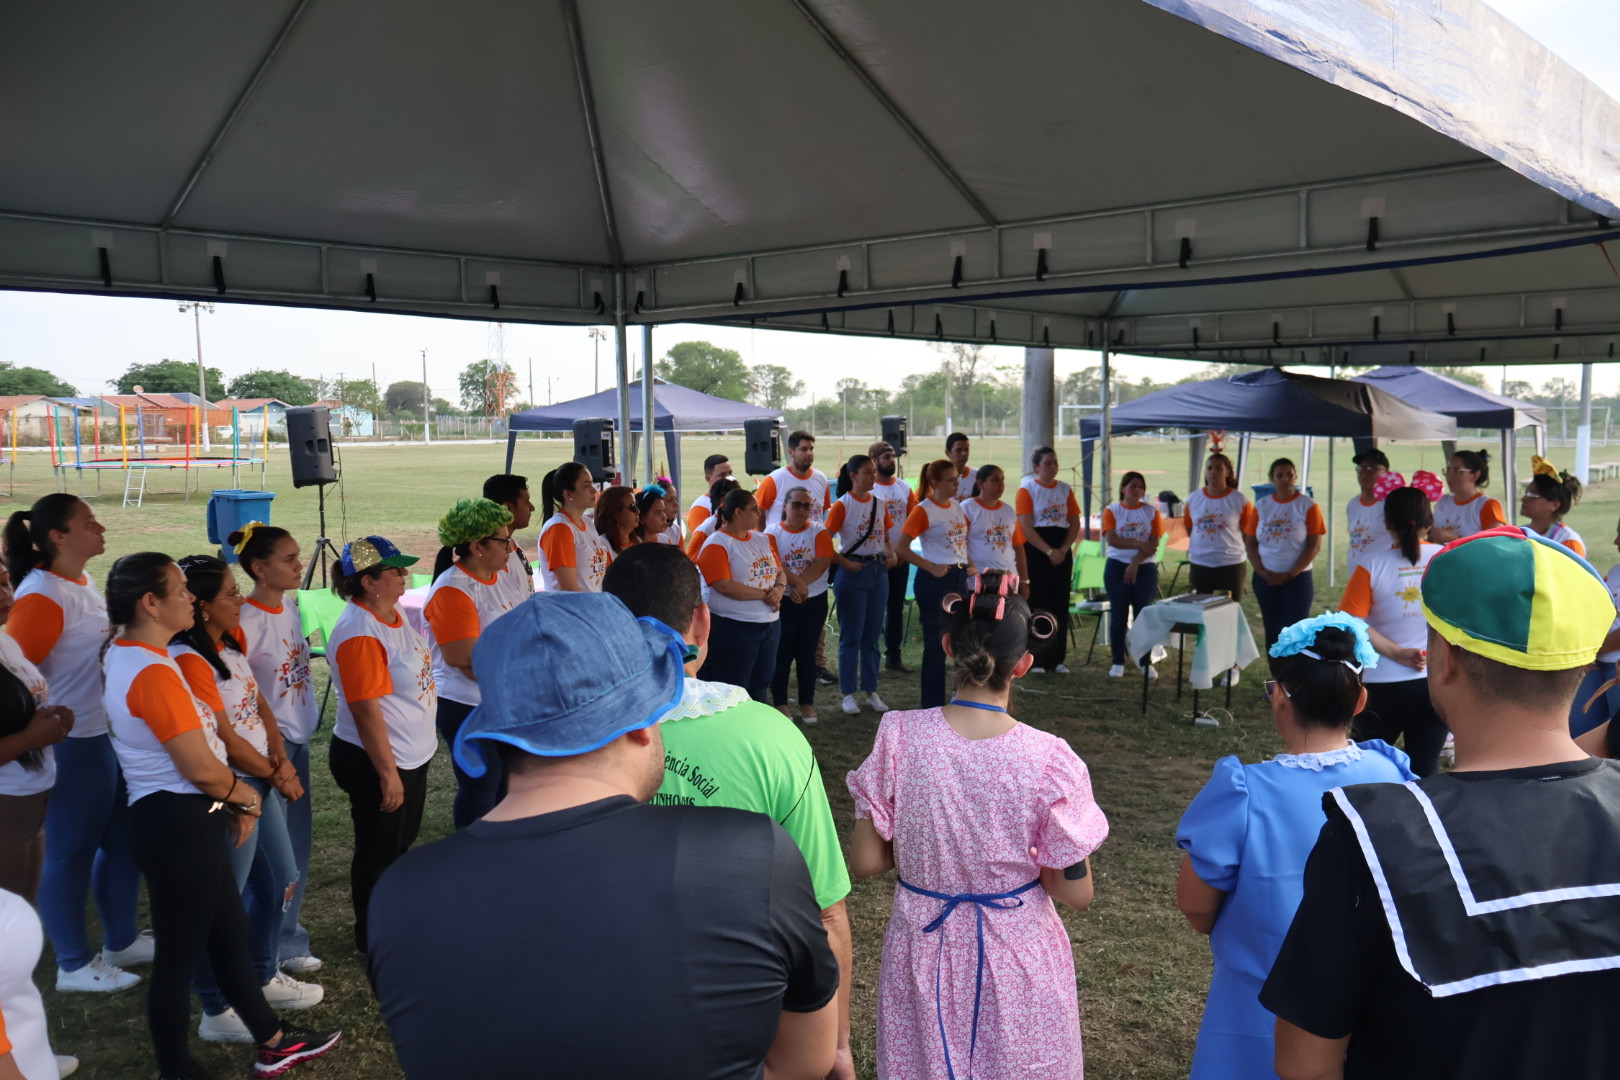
[847,708,1110,1080]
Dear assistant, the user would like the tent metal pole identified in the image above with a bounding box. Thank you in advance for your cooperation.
[642,324,656,487]
[614,273,631,485]
[1099,339,1112,510]
[1327,362,1336,590]
[1576,363,1594,483]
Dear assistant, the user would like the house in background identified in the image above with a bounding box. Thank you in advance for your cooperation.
[215,398,291,437]
[311,400,375,437]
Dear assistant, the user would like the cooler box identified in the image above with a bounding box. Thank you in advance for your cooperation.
[207,489,276,564]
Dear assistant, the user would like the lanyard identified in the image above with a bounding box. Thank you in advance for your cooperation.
[897,877,1043,1080]
[948,699,1008,714]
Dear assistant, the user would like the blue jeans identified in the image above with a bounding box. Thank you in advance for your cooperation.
[835,560,888,694]
[1252,570,1316,651]
[914,565,968,708]
[1104,559,1160,666]
[278,739,313,964]
[698,616,781,702]
[196,775,297,1013]
[39,733,141,970]
[437,698,503,829]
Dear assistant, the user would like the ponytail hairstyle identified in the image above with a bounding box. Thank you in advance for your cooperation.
[171,555,240,681]
[4,493,83,584]
[227,522,292,583]
[972,463,1002,500]
[916,458,956,504]
[943,569,1057,693]
[539,461,589,524]
[707,474,741,507]
[0,663,41,771]
[1268,624,1365,729]
[1452,448,1490,489]
[716,489,757,529]
[1529,468,1581,519]
[835,454,873,499]
[1118,470,1147,501]
[105,551,179,630]
[594,486,638,554]
[1383,486,1434,565]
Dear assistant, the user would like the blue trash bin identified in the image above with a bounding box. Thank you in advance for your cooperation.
[207,490,276,564]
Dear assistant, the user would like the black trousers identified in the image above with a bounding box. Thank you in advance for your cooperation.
[1189,561,1247,601]
[773,592,829,707]
[883,562,910,664]
[1353,678,1450,778]
[1025,526,1074,669]
[329,736,430,952]
[128,792,281,1077]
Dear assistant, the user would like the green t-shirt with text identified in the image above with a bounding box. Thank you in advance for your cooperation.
[654,680,851,910]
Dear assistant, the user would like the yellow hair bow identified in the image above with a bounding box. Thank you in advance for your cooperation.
[1531,456,1560,479]
[232,520,266,555]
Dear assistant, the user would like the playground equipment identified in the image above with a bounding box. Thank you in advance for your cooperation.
[0,406,17,498]
[50,401,269,507]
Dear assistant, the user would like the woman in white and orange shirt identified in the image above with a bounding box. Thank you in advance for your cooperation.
[103,552,338,1079]
[1016,446,1082,674]
[425,499,516,828]
[1243,458,1326,650]
[4,494,146,991]
[695,490,786,703]
[964,464,1029,583]
[1338,487,1447,777]
[169,554,317,1037]
[537,463,611,592]
[1183,453,1255,686]
[1520,458,1586,556]
[1102,471,1165,678]
[685,476,741,559]
[1431,449,1506,543]
[903,459,971,708]
[767,484,835,722]
[230,522,321,976]
[325,536,436,953]
[828,455,896,716]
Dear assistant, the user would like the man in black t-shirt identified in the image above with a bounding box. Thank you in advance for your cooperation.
[1262,526,1620,1079]
[367,592,839,1080]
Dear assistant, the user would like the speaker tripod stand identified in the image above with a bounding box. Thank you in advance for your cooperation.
[301,481,343,590]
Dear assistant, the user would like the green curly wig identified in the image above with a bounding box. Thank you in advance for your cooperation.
[437,498,514,549]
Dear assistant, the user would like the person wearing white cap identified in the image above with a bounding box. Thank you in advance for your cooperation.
[369,590,840,1080]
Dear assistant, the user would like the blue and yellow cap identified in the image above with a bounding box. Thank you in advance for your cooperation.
[340,535,419,576]
[1421,525,1613,671]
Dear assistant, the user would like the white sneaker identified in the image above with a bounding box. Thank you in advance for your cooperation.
[55,1054,79,1078]
[101,930,154,967]
[841,694,860,715]
[1150,645,1168,663]
[1146,665,1159,680]
[279,954,323,975]
[1029,666,1047,674]
[199,1007,253,1044]
[56,957,139,993]
[866,692,890,712]
[1107,664,1125,678]
[262,970,324,1009]
[1053,664,1070,675]
[1226,667,1241,687]
[800,711,819,725]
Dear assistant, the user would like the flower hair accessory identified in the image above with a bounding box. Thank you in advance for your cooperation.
[231,521,265,555]
[1371,471,1407,501]
[1531,455,1560,479]
[640,482,668,498]
[1269,611,1380,672]
[1410,470,1444,501]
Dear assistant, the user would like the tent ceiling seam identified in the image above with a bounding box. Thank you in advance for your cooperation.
[785,0,997,228]
[161,0,315,229]
[562,0,624,269]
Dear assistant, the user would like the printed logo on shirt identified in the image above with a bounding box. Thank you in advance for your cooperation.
[944,515,968,557]
[982,520,1014,553]
[1037,502,1066,526]
[1259,514,1296,546]
[275,635,312,707]
[1395,565,1424,609]
[1194,512,1229,541]
[745,552,778,588]
[586,543,610,588]
[780,540,814,577]
[414,642,435,702]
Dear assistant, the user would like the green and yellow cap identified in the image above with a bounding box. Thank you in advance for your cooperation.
[1421,525,1613,671]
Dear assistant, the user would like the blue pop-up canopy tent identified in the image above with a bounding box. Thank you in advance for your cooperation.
[504,380,781,481]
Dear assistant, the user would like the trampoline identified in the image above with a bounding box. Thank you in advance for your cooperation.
[51,401,269,507]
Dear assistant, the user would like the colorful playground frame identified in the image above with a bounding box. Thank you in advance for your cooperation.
[50,401,269,507]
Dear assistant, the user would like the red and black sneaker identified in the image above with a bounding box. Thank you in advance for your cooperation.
[252,1025,342,1078]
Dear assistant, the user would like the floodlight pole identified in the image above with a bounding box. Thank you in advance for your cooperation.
[179,301,214,451]
[421,349,430,444]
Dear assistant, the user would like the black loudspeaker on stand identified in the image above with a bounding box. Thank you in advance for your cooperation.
[286,406,342,590]
[573,418,616,483]
[881,415,908,458]
[744,418,782,476]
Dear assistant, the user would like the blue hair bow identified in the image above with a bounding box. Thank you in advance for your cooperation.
[1269,611,1380,671]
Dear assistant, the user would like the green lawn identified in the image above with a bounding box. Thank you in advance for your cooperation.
[22,431,1618,1079]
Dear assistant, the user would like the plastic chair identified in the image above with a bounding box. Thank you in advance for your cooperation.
[296,587,348,724]
[1161,537,1191,595]
[1069,541,1111,663]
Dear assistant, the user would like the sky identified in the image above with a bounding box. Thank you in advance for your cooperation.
[2,0,1615,409]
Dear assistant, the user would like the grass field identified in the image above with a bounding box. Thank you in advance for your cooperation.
[23,431,1620,1079]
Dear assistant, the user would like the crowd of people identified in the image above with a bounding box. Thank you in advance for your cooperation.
[0,432,1618,1080]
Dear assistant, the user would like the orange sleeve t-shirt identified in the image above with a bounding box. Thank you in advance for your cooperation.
[1338,565,1374,617]
[539,522,578,570]
[1479,498,1507,529]
[423,587,481,645]
[685,503,712,534]
[334,636,393,703]
[755,475,779,513]
[172,652,226,713]
[1014,488,1034,516]
[126,664,207,743]
[696,541,734,585]
[824,501,847,535]
[814,530,835,559]
[1239,503,1260,533]
[900,504,932,540]
[5,593,64,665]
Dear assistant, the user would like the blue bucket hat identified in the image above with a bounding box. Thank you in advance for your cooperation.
[452,591,686,775]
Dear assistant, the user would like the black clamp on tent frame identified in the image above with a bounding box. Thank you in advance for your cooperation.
[635,290,645,314]
[98,247,112,288]
[836,269,848,298]
[935,314,944,339]
[1272,321,1281,346]
[1191,326,1200,348]
[1555,307,1564,332]
[1043,324,1050,346]
[592,291,605,315]
[951,255,963,289]
[213,255,227,295]
[364,272,376,303]
[989,320,997,342]
[821,312,830,331]
[490,284,501,310]
[1366,217,1380,251]
[1178,237,1192,269]
[1035,248,1048,281]
[1372,314,1381,339]
[733,282,745,306]
[886,310,895,336]
[1447,311,1456,336]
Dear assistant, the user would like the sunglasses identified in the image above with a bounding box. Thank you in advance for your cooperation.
[787,500,814,509]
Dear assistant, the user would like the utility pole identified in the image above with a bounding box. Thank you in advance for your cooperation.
[177,301,215,451]
[421,349,431,444]
[588,327,607,394]
[528,357,534,406]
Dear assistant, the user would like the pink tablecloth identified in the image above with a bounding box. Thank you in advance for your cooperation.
[400,585,431,640]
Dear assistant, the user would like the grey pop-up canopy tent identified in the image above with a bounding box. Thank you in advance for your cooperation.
[1078,368,1458,582]
[505,380,782,483]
